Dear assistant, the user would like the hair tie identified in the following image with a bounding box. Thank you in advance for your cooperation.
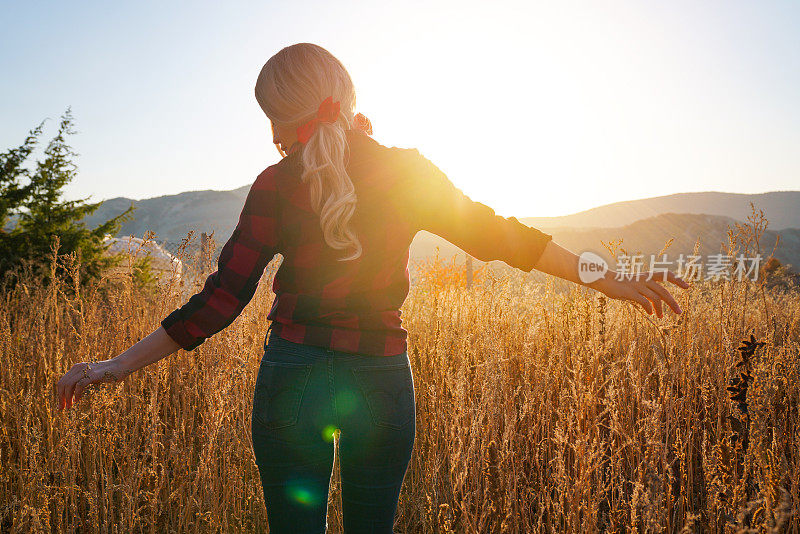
[296,96,340,144]
[352,112,373,135]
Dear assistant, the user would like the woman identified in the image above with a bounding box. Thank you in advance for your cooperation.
[56,43,689,533]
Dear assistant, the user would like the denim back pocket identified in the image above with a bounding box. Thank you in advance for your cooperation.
[253,360,313,430]
[351,362,415,430]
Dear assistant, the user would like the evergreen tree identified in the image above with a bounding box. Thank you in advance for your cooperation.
[0,121,45,230]
[0,108,136,285]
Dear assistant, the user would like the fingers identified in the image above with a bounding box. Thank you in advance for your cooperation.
[624,287,653,314]
[63,373,80,411]
[73,378,88,405]
[647,279,682,315]
[641,270,690,290]
[58,363,92,411]
[664,269,690,289]
[57,365,79,411]
[599,269,689,318]
[647,270,670,283]
[638,284,664,317]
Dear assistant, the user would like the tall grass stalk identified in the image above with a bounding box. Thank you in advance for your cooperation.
[1,232,798,532]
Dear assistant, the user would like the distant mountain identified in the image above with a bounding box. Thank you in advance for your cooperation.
[78,186,251,245]
[74,189,800,245]
[4,187,797,274]
[520,191,800,231]
[549,212,800,271]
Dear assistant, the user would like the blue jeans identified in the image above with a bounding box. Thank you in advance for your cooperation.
[251,326,416,533]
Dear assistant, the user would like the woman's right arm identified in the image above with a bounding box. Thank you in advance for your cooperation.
[57,326,181,410]
[57,165,283,411]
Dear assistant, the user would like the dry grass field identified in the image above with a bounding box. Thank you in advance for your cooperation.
[1,230,799,533]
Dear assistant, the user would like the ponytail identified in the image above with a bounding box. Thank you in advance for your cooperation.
[299,118,362,262]
[254,43,363,262]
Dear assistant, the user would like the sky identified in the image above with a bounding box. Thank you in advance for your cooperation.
[1,0,798,218]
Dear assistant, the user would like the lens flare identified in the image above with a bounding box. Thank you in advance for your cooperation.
[286,478,323,506]
[321,424,338,442]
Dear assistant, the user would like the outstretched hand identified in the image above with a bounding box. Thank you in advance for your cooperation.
[56,360,122,411]
[55,326,182,411]
[592,270,690,317]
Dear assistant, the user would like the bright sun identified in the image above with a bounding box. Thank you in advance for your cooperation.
[330,2,763,219]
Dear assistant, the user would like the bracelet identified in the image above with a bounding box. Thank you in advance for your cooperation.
[83,361,122,386]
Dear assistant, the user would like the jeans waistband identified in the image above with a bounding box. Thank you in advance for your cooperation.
[264,322,408,363]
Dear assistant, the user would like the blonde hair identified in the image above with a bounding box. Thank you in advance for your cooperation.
[254,43,362,262]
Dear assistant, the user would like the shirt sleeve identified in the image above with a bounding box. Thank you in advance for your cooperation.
[392,147,553,272]
[160,167,281,351]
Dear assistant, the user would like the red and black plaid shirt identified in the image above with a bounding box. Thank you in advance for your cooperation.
[160,130,553,356]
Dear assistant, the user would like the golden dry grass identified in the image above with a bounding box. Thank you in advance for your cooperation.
[1,234,798,533]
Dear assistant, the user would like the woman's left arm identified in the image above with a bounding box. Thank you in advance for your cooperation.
[532,240,690,316]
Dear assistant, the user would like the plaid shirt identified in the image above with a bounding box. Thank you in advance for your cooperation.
[161,130,553,356]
